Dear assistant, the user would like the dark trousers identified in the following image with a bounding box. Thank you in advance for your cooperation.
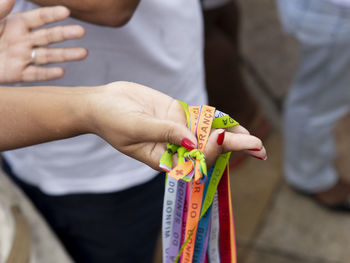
[2,159,165,263]
[204,1,258,127]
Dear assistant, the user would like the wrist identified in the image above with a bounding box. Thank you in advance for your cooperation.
[71,85,103,136]
[81,81,136,138]
[78,83,119,137]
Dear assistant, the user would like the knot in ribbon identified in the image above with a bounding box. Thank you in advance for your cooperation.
[184,149,207,178]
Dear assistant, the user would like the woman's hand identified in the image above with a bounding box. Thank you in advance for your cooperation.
[0,5,87,83]
[87,81,267,171]
[0,81,266,171]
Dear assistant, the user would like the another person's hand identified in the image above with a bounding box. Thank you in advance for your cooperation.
[0,0,15,20]
[0,4,87,83]
[87,82,267,170]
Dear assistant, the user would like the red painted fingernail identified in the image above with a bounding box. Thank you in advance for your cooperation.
[251,155,268,161]
[249,148,261,151]
[217,130,225,146]
[181,138,196,151]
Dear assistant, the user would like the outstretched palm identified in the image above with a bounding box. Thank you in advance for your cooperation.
[0,5,87,83]
[88,82,267,171]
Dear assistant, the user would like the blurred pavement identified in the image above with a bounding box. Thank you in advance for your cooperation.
[231,1,350,263]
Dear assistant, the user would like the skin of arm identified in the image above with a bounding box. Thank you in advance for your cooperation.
[0,81,266,170]
[30,0,141,27]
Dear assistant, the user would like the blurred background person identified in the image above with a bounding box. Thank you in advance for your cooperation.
[278,0,350,210]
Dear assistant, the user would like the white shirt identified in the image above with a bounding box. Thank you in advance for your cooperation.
[4,0,207,195]
[329,0,350,6]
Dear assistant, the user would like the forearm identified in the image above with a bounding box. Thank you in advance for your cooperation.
[30,0,140,26]
[0,85,92,151]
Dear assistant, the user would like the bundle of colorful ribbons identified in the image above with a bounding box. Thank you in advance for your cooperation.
[159,102,239,263]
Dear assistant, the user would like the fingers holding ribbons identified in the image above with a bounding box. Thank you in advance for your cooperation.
[159,102,267,177]
[212,109,267,161]
[159,102,266,263]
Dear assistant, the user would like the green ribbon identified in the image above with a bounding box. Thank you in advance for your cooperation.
[160,101,240,262]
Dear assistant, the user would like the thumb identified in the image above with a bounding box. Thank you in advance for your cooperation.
[137,118,197,149]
